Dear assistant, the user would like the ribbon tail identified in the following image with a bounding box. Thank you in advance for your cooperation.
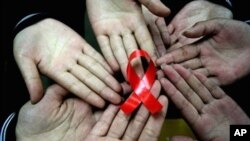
[139,91,163,114]
[120,93,141,114]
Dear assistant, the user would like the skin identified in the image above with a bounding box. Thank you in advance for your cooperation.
[160,64,250,141]
[16,81,168,141]
[142,4,170,57]
[86,0,170,79]
[157,19,250,85]
[166,0,233,50]
[14,18,121,107]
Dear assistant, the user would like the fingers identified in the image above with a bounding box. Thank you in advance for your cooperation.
[107,80,161,139]
[183,20,220,38]
[97,35,119,71]
[156,45,200,65]
[139,0,171,17]
[156,17,171,47]
[123,33,138,57]
[82,41,113,74]
[122,81,161,140]
[91,105,119,136]
[15,57,44,103]
[110,35,128,78]
[138,95,168,141]
[173,65,213,103]
[122,33,142,79]
[193,68,210,77]
[180,58,203,70]
[135,25,157,61]
[194,72,225,99]
[148,18,167,57]
[161,65,205,111]
[120,81,132,95]
[160,78,199,125]
[77,54,121,92]
[43,84,68,103]
[70,64,121,104]
[55,72,105,108]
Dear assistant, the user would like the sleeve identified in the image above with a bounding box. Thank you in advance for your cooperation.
[229,0,250,25]
[0,113,16,141]
[11,0,86,39]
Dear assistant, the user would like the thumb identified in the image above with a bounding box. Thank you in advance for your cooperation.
[139,0,170,17]
[43,84,69,104]
[16,57,44,104]
[183,20,220,38]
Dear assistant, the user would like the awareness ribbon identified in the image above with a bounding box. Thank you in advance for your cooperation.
[120,50,162,114]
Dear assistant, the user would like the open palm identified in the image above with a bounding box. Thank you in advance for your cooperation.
[14,18,121,107]
[16,84,97,141]
[160,65,250,141]
[16,81,168,141]
[87,0,170,78]
[167,0,232,50]
[157,19,250,85]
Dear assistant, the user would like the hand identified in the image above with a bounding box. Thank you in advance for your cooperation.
[138,0,170,17]
[13,18,121,107]
[87,0,170,78]
[160,64,250,141]
[16,81,168,141]
[16,84,97,141]
[157,19,250,85]
[84,81,168,141]
[142,5,170,56]
[167,0,232,50]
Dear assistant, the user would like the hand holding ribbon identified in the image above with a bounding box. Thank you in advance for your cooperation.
[120,50,162,114]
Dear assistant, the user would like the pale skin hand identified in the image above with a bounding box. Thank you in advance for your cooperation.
[16,81,168,141]
[84,81,168,141]
[157,19,250,85]
[13,18,121,107]
[16,84,97,141]
[86,0,170,78]
[166,0,232,50]
[160,64,250,141]
[142,4,171,57]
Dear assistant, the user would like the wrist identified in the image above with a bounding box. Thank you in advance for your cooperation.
[13,13,49,40]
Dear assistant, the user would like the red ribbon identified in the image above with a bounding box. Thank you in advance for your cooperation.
[120,50,162,114]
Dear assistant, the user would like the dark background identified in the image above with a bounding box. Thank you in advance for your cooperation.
[1,0,250,140]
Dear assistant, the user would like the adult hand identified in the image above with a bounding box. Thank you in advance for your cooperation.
[142,5,170,56]
[16,84,97,141]
[167,0,232,49]
[157,19,250,85]
[160,64,250,141]
[84,80,168,141]
[87,0,170,78]
[138,0,170,17]
[14,18,121,107]
[16,81,168,141]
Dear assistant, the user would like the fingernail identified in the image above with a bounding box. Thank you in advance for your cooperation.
[160,64,166,70]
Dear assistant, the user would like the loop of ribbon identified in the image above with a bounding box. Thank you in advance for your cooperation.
[120,50,162,114]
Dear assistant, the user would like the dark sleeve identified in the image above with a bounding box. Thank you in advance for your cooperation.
[1,0,86,130]
[10,0,86,38]
[229,0,250,24]
[0,113,17,141]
